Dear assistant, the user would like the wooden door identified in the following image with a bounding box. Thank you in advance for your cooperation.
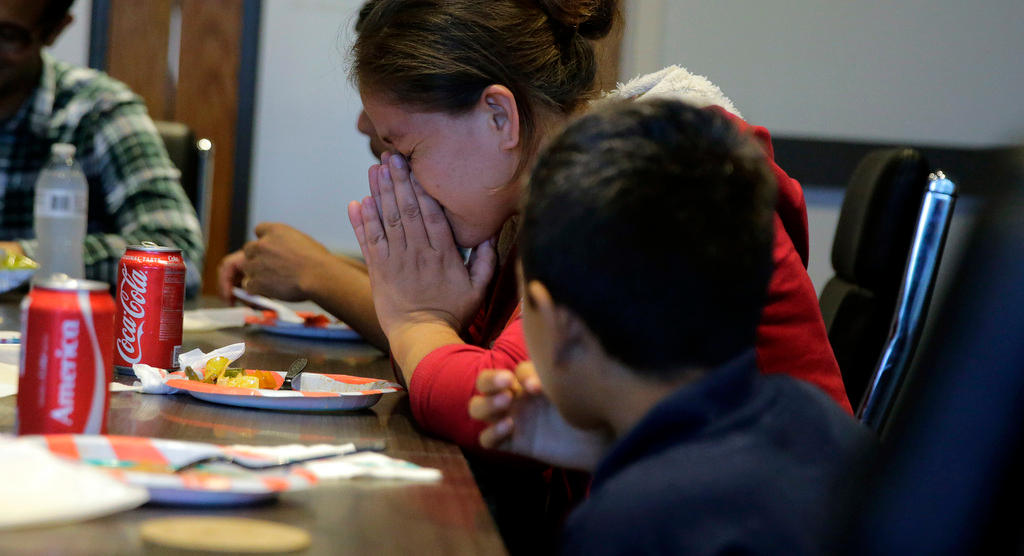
[102,0,250,295]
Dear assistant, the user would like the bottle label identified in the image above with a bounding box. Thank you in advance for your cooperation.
[36,190,86,218]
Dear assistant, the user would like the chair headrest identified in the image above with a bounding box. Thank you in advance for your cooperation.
[831,148,930,292]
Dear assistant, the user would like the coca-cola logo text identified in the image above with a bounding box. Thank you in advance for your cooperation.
[50,319,80,427]
[116,268,148,364]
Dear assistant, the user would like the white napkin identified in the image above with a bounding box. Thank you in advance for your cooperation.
[0,436,149,530]
[0,344,18,398]
[305,452,442,481]
[132,342,246,394]
[182,307,257,332]
[228,443,442,482]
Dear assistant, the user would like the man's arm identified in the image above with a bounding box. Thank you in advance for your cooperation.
[217,223,388,350]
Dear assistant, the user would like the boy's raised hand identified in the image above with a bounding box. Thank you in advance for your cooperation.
[469,362,611,471]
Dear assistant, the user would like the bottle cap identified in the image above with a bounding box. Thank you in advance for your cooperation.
[50,143,76,158]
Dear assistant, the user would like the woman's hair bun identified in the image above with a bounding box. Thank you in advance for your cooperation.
[535,0,617,40]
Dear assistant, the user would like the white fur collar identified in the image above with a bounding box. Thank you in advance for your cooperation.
[608,65,742,119]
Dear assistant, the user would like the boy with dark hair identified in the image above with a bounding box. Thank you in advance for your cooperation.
[470,99,873,554]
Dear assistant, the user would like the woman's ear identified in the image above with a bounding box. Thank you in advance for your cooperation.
[478,84,520,151]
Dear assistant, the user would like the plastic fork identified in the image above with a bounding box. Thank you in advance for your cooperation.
[172,439,387,473]
[231,287,305,324]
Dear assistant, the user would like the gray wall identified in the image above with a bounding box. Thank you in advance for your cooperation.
[619,0,1022,292]
[621,0,1024,147]
[46,0,92,67]
[249,1,374,255]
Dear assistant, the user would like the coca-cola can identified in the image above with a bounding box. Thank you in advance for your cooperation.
[113,242,186,374]
[17,275,115,435]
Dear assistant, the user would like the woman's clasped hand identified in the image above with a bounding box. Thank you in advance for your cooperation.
[347,151,497,345]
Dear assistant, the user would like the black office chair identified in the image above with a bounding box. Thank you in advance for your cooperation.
[841,147,1024,554]
[819,148,957,431]
[155,121,214,239]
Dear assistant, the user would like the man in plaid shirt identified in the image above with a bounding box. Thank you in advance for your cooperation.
[0,0,204,292]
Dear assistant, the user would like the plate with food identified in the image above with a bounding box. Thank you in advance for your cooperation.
[18,435,318,506]
[245,309,361,341]
[165,356,403,411]
[0,251,37,293]
[232,287,360,341]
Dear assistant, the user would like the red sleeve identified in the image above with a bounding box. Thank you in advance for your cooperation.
[760,216,852,414]
[408,318,529,448]
[708,105,851,413]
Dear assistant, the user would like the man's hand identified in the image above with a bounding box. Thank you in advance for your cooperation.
[215,223,389,350]
[217,223,337,302]
[469,362,610,471]
[216,250,246,301]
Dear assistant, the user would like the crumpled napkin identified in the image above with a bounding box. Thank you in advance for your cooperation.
[0,344,18,398]
[305,452,442,481]
[229,444,442,482]
[133,343,245,394]
[182,307,257,332]
[0,436,149,530]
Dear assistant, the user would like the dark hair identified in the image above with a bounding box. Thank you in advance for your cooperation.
[520,100,778,375]
[354,0,378,34]
[40,0,75,35]
[352,0,617,174]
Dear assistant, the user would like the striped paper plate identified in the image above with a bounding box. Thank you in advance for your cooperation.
[166,371,403,412]
[19,435,318,506]
[245,310,361,341]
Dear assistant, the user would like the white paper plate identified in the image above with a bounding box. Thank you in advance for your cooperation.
[0,268,34,293]
[250,321,361,340]
[1,438,148,530]
[166,371,403,412]
[19,435,317,506]
[245,310,362,341]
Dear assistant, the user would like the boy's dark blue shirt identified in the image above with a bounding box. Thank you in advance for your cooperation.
[561,350,874,555]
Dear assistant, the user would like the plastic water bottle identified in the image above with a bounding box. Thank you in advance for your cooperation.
[33,143,87,279]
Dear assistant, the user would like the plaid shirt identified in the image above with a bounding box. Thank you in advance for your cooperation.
[0,52,204,292]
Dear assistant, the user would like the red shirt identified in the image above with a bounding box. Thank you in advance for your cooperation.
[408,107,852,449]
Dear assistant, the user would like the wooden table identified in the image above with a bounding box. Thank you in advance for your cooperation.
[0,297,506,555]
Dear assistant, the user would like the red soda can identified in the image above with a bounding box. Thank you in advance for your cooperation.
[113,242,186,374]
[17,275,115,435]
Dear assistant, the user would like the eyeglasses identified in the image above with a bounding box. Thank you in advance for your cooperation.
[0,22,35,55]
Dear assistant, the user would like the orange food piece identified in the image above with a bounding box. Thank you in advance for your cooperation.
[302,314,330,328]
[252,370,278,389]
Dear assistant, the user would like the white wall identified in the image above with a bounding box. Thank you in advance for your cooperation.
[47,0,92,67]
[621,0,1024,147]
[619,1,1021,292]
[248,0,372,255]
